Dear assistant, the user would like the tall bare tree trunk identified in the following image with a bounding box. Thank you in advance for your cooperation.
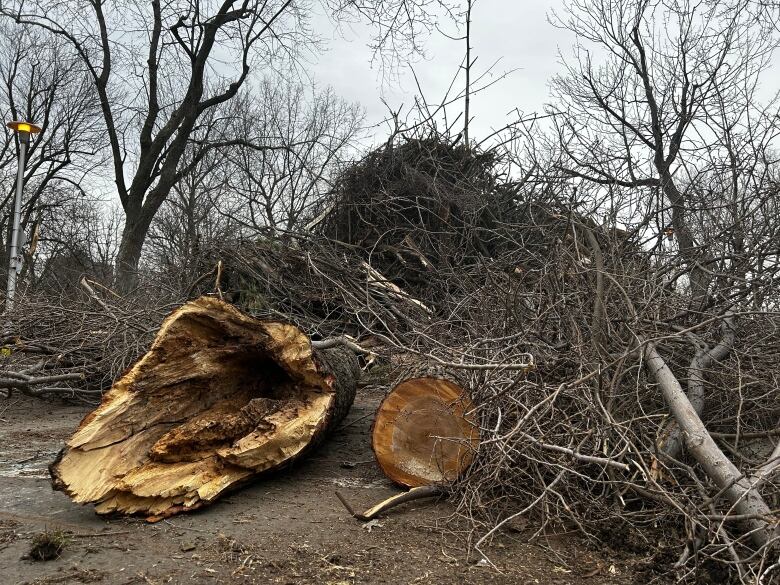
[657,171,712,308]
[115,221,146,292]
[115,184,169,292]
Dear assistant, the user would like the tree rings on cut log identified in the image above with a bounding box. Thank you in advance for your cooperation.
[50,296,359,519]
[371,377,479,487]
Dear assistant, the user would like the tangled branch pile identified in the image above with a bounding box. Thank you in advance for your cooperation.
[3,131,778,582]
[0,281,180,401]
[445,231,780,583]
[318,133,524,298]
[232,134,778,581]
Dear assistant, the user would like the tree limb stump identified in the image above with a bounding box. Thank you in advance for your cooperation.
[644,341,777,548]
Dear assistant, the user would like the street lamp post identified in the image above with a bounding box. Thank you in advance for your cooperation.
[5,121,41,312]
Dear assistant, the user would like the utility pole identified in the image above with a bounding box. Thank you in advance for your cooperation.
[5,121,41,312]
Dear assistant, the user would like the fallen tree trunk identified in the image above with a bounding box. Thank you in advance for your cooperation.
[335,376,478,522]
[644,341,777,548]
[659,316,735,459]
[50,296,359,519]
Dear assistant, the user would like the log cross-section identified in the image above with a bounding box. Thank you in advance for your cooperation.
[371,377,480,488]
[50,296,359,519]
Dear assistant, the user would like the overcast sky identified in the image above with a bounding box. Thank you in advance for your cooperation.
[309,1,571,145]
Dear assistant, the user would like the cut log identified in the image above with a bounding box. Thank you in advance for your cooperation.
[371,377,479,487]
[50,296,359,519]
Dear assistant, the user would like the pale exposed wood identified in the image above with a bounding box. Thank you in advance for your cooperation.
[659,316,735,459]
[371,377,479,488]
[50,296,358,518]
[361,261,433,314]
[336,485,444,521]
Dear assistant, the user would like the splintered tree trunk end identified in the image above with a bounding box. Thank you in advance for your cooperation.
[371,376,480,488]
[50,296,359,519]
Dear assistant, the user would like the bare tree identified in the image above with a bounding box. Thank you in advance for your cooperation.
[1,0,455,291]
[0,22,102,289]
[679,91,780,311]
[142,77,361,287]
[548,0,778,306]
[145,127,241,286]
[36,198,122,289]
[223,79,363,235]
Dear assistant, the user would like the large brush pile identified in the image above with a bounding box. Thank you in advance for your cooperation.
[0,287,176,401]
[446,240,780,582]
[3,131,778,582]
[189,134,779,583]
[316,133,524,299]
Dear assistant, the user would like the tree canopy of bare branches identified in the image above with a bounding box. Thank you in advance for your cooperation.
[0,0,456,291]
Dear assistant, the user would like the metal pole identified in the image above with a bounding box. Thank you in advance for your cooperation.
[6,133,27,312]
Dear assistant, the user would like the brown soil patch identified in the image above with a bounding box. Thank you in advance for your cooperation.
[0,390,642,584]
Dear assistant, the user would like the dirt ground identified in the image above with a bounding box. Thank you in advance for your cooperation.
[0,386,647,585]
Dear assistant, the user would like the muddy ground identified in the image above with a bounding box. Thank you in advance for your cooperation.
[0,386,651,584]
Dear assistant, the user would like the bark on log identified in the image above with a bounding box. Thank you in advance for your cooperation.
[50,296,359,519]
[371,376,479,488]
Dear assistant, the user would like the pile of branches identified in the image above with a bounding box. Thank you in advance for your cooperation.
[185,133,780,581]
[0,279,180,401]
[1,130,777,581]
[316,132,525,299]
[440,232,780,583]
[212,238,430,341]
[223,132,779,581]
